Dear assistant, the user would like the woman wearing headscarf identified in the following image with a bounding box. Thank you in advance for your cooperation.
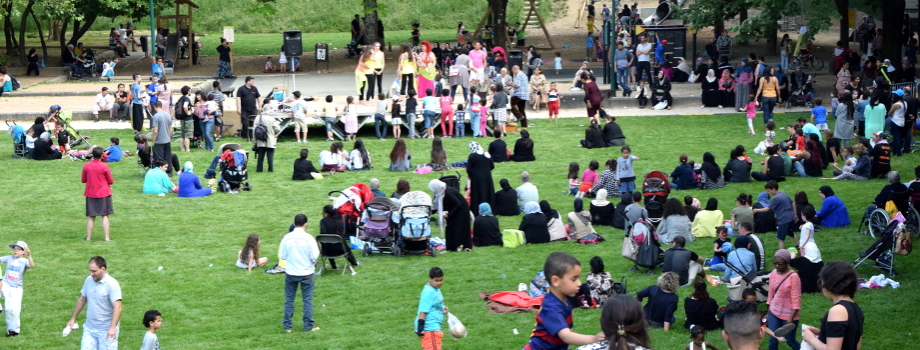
[718,69,736,108]
[774,65,789,103]
[804,134,825,177]
[700,69,721,108]
[493,178,520,216]
[29,117,46,138]
[734,57,754,112]
[472,203,502,247]
[510,129,536,162]
[583,118,606,149]
[466,141,495,216]
[815,186,850,228]
[767,249,803,350]
[754,192,778,234]
[540,200,568,241]
[567,198,596,240]
[178,161,212,198]
[429,179,472,251]
[652,69,673,109]
[691,198,723,238]
[518,201,550,244]
[699,152,725,189]
[590,188,616,227]
[32,132,62,160]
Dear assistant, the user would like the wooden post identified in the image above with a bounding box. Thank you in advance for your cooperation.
[521,0,555,49]
[472,7,494,42]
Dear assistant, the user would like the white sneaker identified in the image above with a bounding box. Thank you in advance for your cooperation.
[570,87,581,91]
[701,105,705,109]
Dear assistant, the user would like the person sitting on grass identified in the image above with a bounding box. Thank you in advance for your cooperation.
[103,138,122,162]
[235,234,268,271]
[292,149,319,181]
[389,138,412,172]
[519,202,550,244]
[392,179,410,199]
[683,280,722,332]
[489,132,509,163]
[177,161,211,198]
[637,272,680,330]
[511,129,536,162]
[319,142,348,174]
[32,132,61,160]
[493,178,520,216]
[567,198,597,241]
[472,203,502,247]
[143,160,177,195]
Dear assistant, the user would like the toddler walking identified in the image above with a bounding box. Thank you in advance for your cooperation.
[439,88,454,137]
[811,97,828,130]
[547,82,560,122]
[617,146,640,197]
[745,94,757,135]
[754,121,776,155]
[554,52,563,75]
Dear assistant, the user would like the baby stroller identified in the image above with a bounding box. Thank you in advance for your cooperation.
[216,143,250,193]
[6,121,27,159]
[82,49,97,78]
[853,220,902,276]
[58,110,92,150]
[345,36,364,59]
[642,171,670,226]
[330,183,374,236]
[623,219,662,274]
[439,171,462,192]
[786,74,815,108]
[358,197,400,256]
[393,190,438,258]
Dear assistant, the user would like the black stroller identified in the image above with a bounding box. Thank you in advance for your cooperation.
[81,49,98,78]
[853,220,899,276]
[345,35,364,59]
[786,74,815,108]
[215,143,251,193]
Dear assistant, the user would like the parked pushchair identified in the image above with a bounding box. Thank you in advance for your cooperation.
[392,190,437,258]
[345,36,364,59]
[6,120,27,159]
[57,110,92,150]
[358,197,400,256]
[642,171,670,225]
[786,74,815,108]
[216,143,250,193]
[330,183,374,236]
[439,171,462,192]
[82,49,97,78]
[853,220,902,276]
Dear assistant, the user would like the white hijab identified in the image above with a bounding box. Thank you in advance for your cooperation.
[428,179,447,227]
[705,69,717,83]
[592,189,610,207]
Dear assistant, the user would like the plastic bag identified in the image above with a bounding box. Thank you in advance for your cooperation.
[447,312,467,339]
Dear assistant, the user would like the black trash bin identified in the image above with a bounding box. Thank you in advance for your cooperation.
[508,50,523,70]
[140,35,148,57]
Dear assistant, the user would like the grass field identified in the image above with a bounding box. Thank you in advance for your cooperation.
[1,112,917,350]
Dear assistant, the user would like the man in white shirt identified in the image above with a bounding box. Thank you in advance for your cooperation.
[280,214,321,333]
[635,34,653,83]
[515,171,540,211]
[92,87,114,123]
[67,256,122,350]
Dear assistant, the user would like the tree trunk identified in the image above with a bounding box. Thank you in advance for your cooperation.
[49,20,61,41]
[18,0,36,65]
[766,25,777,55]
[488,0,510,48]
[31,9,48,59]
[835,0,848,49]
[714,19,725,38]
[881,0,905,66]
[59,20,68,52]
[3,2,14,56]
[68,13,97,47]
[738,7,748,46]
[363,0,378,47]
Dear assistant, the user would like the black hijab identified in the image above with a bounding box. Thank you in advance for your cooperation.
[540,200,559,219]
[500,178,513,191]
[701,152,721,181]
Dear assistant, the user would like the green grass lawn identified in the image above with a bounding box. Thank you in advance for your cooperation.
[1,112,917,349]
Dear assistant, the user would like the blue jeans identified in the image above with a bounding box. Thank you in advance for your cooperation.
[767,311,801,350]
[283,274,315,331]
[470,112,481,137]
[374,113,387,139]
[201,118,215,151]
[406,113,417,138]
[793,159,808,177]
[450,85,468,103]
[617,66,631,93]
[781,54,789,71]
[456,116,466,137]
[423,110,436,129]
[761,96,777,125]
[64,63,83,77]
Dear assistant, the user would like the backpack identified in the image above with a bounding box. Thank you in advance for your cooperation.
[174,96,190,118]
[254,116,269,142]
[9,74,20,91]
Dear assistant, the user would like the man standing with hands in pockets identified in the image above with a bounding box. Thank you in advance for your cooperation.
[280,214,321,333]
[67,256,122,350]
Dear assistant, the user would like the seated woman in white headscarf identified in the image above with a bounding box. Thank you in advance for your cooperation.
[178,161,212,198]
[700,69,721,108]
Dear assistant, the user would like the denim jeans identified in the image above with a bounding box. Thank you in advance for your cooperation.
[761,96,777,125]
[374,113,387,139]
[64,63,83,77]
[406,113,417,138]
[617,67,631,93]
[793,159,808,177]
[781,54,789,71]
[892,123,908,157]
[767,311,801,350]
[470,112,481,137]
[283,274,315,331]
[450,85,468,103]
[201,118,215,151]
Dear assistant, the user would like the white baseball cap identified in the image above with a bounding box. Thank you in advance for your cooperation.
[9,241,27,250]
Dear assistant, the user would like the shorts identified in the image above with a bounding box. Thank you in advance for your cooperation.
[423,110,436,128]
[294,118,309,132]
[324,117,336,132]
[391,115,403,125]
[579,181,594,193]
[86,196,114,217]
[81,327,119,350]
[548,101,559,115]
[618,180,636,194]
[494,108,507,124]
[421,330,443,350]
[776,221,794,241]
[816,123,828,130]
[586,46,594,58]
[180,119,194,138]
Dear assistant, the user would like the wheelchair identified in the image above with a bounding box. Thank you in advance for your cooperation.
[859,203,920,239]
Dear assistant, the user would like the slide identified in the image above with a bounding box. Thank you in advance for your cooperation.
[164,33,180,73]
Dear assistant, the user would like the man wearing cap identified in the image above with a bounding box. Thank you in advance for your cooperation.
[92,87,114,123]
[82,147,114,241]
[1,241,34,336]
[67,256,122,350]
[870,131,891,178]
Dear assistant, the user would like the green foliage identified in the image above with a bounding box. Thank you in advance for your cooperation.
[0,55,9,66]
[0,112,919,349]
[676,0,747,30]
[732,0,836,44]
[195,30,461,56]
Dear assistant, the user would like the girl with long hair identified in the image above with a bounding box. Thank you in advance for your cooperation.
[348,139,372,170]
[834,92,856,147]
[389,138,411,172]
[428,137,449,171]
[236,234,268,271]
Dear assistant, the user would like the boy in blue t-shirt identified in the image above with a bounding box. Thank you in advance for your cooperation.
[810,97,828,130]
[415,267,447,350]
[105,137,123,162]
[526,253,604,350]
[617,146,640,197]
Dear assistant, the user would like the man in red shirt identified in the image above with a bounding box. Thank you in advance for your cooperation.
[81,147,114,241]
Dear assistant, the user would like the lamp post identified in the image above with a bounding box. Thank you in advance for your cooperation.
[150,0,156,76]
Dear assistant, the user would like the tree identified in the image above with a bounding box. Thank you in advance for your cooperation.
[877,0,905,64]
[732,0,836,55]
[488,0,509,49]
[675,0,746,38]
[363,0,379,46]
[834,0,849,49]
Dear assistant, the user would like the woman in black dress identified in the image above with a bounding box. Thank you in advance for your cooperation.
[518,201,550,244]
[473,203,502,247]
[700,69,721,108]
[583,118,606,149]
[466,141,494,216]
[683,279,721,331]
[511,129,536,162]
[493,178,520,216]
[429,179,472,251]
